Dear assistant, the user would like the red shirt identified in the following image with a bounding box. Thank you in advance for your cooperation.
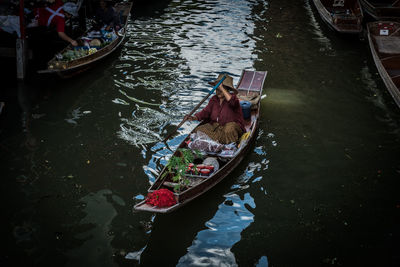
[195,94,245,132]
[36,0,65,32]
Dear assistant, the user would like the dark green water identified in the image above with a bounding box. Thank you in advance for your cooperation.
[1,0,400,266]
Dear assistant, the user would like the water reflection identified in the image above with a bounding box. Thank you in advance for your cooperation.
[117,105,168,146]
[65,189,117,267]
[303,0,334,54]
[114,13,189,145]
[65,107,92,125]
[264,88,305,106]
[177,193,255,266]
[360,64,390,106]
[256,256,269,267]
[172,0,257,75]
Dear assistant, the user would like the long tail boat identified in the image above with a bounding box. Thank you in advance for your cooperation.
[134,70,268,213]
[360,0,400,20]
[311,0,363,34]
[367,21,400,107]
[37,2,132,78]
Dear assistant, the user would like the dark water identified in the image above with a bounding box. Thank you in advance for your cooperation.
[1,0,400,266]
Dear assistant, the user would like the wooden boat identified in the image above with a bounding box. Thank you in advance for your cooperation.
[134,70,268,213]
[367,21,400,107]
[360,0,400,20]
[311,0,363,33]
[37,2,132,77]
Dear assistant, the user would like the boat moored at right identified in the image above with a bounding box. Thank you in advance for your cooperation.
[367,21,400,107]
[312,0,363,34]
[360,0,400,20]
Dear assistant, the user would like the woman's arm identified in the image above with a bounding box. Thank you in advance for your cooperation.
[219,84,232,102]
[58,31,77,46]
[219,85,239,108]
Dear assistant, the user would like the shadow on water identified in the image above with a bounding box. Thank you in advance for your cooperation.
[139,196,223,266]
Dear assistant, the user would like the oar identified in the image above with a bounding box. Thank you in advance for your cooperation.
[162,75,227,143]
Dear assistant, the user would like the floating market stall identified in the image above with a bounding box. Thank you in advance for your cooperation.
[134,70,268,213]
[38,2,132,78]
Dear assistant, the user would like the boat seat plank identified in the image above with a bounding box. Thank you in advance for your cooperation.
[387,69,400,77]
[369,1,399,7]
[391,75,400,86]
[163,181,180,188]
[333,0,345,7]
[390,27,400,36]
[375,36,400,54]
[381,54,400,61]
[164,177,205,188]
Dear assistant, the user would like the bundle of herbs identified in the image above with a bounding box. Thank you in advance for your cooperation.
[162,148,202,192]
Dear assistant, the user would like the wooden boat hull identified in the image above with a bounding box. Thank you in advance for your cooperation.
[134,70,268,213]
[312,0,363,34]
[37,2,132,77]
[367,21,400,107]
[360,0,400,20]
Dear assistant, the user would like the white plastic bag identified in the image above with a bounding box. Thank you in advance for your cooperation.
[188,131,224,153]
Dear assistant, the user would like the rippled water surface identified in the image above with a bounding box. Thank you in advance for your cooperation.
[1,0,400,266]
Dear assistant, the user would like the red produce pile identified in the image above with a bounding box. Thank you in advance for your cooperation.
[145,189,177,207]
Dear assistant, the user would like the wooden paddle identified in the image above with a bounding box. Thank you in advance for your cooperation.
[162,74,227,143]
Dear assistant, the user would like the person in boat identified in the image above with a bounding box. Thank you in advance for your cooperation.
[94,0,121,31]
[185,74,245,144]
[35,0,79,46]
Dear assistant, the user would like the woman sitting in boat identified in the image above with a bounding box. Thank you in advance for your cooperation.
[35,0,79,46]
[185,74,245,144]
